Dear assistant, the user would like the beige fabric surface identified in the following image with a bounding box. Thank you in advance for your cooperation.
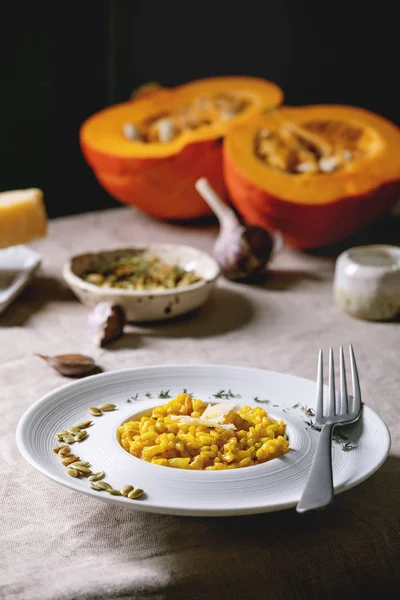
[1,208,399,600]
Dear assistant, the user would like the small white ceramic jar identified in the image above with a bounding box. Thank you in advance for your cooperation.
[334,244,400,321]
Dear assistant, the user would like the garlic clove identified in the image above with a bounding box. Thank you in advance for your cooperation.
[37,353,96,377]
[87,302,125,347]
[195,178,279,281]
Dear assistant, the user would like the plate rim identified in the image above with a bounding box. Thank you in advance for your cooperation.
[15,363,392,516]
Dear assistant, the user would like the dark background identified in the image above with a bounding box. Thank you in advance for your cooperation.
[1,1,399,218]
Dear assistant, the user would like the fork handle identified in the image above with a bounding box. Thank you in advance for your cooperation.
[296,424,334,513]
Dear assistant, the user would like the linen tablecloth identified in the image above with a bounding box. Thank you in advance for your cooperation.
[1,207,399,600]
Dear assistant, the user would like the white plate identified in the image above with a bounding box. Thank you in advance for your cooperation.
[0,245,41,315]
[16,365,390,516]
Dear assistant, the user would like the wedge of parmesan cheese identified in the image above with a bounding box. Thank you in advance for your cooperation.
[202,402,236,422]
[170,402,238,431]
[0,188,47,249]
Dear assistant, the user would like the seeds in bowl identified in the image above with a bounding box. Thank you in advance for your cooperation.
[81,254,201,291]
[118,393,290,470]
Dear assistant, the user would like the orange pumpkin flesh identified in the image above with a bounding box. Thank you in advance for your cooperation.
[224,105,400,248]
[80,77,283,220]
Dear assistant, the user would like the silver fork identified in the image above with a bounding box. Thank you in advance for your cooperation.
[296,345,362,513]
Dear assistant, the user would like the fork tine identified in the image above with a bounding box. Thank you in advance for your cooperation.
[328,348,336,416]
[316,349,324,419]
[339,346,348,414]
[349,344,361,415]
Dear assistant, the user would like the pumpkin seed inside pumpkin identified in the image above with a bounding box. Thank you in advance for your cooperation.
[254,120,369,175]
[123,93,250,145]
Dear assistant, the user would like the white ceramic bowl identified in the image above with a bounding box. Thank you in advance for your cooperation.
[63,244,220,322]
[334,244,400,321]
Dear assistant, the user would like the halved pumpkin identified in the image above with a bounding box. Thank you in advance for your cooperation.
[80,77,283,220]
[224,105,400,248]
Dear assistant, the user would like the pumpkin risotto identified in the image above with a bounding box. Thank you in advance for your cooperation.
[118,393,289,470]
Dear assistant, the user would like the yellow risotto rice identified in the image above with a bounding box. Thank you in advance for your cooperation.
[118,393,289,470]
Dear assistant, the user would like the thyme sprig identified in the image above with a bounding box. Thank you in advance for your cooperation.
[158,390,171,399]
[212,389,241,400]
[341,441,357,452]
[304,418,321,431]
[126,393,139,403]
[307,423,357,452]
[253,396,270,404]
[300,405,315,417]
[332,431,349,444]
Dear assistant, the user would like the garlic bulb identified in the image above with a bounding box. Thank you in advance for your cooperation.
[87,302,125,347]
[195,178,280,280]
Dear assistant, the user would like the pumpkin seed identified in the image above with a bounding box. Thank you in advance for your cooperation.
[123,123,141,141]
[89,407,102,417]
[128,488,144,500]
[296,162,319,174]
[89,472,105,482]
[76,420,92,429]
[66,469,79,478]
[58,446,71,458]
[90,482,103,491]
[67,426,81,435]
[62,455,80,466]
[98,403,116,412]
[74,430,88,442]
[95,481,112,491]
[156,118,174,143]
[52,444,67,454]
[343,150,352,162]
[63,435,75,444]
[68,461,90,468]
[120,485,134,496]
[108,489,121,496]
[56,430,69,438]
[319,155,340,173]
[72,465,92,475]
